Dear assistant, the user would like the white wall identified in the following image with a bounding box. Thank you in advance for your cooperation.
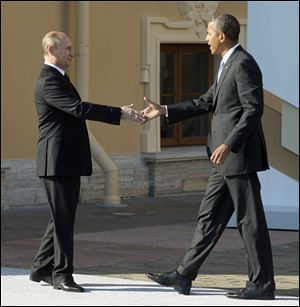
[248,1,299,108]
[228,166,299,229]
[228,2,299,230]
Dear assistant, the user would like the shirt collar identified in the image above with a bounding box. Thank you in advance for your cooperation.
[44,61,65,76]
[222,43,240,65]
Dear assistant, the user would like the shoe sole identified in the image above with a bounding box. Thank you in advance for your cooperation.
[30,276,53,286]
[174,286,191,295]
[53,285,84,292]
[146,274,191,295]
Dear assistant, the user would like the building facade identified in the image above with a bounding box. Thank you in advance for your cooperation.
[1,1,298,229]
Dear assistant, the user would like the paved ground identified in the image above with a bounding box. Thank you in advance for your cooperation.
[1,195,299,305]
[1,267,298,306]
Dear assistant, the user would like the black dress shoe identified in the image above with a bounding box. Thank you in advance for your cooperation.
[53,281,84,292]
[29,273,53,285]
[146,271,192,295]
[226,288,275,300]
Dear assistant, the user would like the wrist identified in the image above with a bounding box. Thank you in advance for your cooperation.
[120,107,128,120]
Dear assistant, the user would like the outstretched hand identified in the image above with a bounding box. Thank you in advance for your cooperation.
[121,104,146,124]
[141,97,166,120]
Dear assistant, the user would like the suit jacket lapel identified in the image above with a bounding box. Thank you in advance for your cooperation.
[42,65,81,100]
[213,61,231,105]
[213,48,240,107]
[67,78,81,100]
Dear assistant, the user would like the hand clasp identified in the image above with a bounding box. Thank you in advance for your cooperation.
[121,104,146,124]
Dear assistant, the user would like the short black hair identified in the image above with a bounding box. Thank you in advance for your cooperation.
[211,14,240,42]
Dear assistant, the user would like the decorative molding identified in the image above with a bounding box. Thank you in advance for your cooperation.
[177,1,220,39]
[140,65,150,83]
[140,16,198,152]
[140,14,246,153]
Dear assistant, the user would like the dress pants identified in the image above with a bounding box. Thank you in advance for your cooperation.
[177,166,275,292]
[31,176,80,283]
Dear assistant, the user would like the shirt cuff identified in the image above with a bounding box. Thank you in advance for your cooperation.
[164,105,168,117]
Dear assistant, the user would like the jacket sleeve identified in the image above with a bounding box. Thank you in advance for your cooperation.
[224,58,264,153]
[167,84,214,124]
[43,75,121,125]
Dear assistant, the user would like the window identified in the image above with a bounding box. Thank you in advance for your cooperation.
[160,44,213,146]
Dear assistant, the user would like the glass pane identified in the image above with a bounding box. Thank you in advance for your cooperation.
[160,96,175,138]
[160,52,175,94]
[181,95,209,138]
[181,52,209,94]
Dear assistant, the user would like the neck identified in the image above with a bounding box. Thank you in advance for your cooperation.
[44,57,63,69]
[221,41,238,58]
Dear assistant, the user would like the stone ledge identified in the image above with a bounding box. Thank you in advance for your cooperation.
[143,146,209,197]
[1,149,210,208]
[143,145,208,163]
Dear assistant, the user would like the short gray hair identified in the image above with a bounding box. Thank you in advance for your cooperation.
[211,14,240,42]
[42,31,65,55]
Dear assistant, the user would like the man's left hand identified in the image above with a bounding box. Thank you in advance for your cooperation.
[210,144,231,165]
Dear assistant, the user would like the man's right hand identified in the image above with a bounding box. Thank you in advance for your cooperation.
[141,97,166,120]
[121,104,146,124]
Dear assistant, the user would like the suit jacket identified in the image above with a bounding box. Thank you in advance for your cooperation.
[167,46,269,176]
[34,64,122,177]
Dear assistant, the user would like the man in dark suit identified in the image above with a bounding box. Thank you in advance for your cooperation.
[29,31,145,292]
[142,14,275,300]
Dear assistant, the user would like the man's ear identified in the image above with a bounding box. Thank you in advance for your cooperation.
[48,46,56,56]
[219,32,226,43]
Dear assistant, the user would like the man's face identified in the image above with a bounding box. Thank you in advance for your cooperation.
[52,35,74,69]
[206,22,222,55]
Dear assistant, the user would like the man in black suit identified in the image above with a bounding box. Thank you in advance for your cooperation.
[142,14,275,300]
[29,31,145,292]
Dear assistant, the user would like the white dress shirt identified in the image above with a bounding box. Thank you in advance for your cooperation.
[44,61,65,76]
[217,43,240,82]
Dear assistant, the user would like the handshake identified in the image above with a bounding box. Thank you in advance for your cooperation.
[121,97,166,124]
